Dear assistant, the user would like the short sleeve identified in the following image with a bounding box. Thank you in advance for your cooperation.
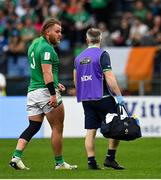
[100,51,112,72]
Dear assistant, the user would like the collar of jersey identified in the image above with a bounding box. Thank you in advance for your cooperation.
[42,36,51,44]
[88,45,99,48]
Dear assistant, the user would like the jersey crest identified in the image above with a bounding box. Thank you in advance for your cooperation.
[44,52,50,60]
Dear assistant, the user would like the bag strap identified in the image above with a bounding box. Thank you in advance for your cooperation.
[122,104,131,117]
[117,104,131,118]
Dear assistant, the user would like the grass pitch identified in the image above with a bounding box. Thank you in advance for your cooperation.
[0,137,161,179]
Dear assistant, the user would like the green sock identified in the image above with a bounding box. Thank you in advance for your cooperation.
[55,155,64,165]
[13,149,23,158]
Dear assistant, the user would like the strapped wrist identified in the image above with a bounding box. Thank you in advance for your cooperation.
[46,82,56,95]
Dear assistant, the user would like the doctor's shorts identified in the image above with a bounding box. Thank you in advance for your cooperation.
[82,96,117,129]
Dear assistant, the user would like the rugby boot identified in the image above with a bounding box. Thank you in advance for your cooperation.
[104,158,124,170]
[55,162,78,170]
[9,156,30,170]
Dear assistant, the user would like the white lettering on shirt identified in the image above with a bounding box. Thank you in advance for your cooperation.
[81,75,92,82]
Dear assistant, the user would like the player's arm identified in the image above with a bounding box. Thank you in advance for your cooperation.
[42,64,53,84]
[41,49,57,107]
[41,64,57,107]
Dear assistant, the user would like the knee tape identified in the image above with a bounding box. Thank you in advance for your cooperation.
[19,120,42,142]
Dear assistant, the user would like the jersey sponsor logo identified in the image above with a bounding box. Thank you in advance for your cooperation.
[80,57,91,65]
[44,52,50,60]
[81,75,92,82]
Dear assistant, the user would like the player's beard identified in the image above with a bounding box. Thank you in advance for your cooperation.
[49,35,60,46]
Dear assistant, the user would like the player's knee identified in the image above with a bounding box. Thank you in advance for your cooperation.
[53,125,63,134]
[19,120,42,142]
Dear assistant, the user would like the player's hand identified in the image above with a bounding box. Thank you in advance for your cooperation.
[48,95,58,108]
[58,83,66,92]
[116,95,125,106]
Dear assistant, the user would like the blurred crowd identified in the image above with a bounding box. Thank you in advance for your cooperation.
[0,0,161,95]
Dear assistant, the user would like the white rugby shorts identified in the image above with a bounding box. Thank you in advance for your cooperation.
[27,88,62,116]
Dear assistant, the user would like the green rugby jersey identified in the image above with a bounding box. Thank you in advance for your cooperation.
[28,36,60,92]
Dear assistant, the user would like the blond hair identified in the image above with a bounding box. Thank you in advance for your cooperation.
[41,18,61,36]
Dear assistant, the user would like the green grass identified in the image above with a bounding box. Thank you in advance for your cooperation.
[0,138,161,179]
